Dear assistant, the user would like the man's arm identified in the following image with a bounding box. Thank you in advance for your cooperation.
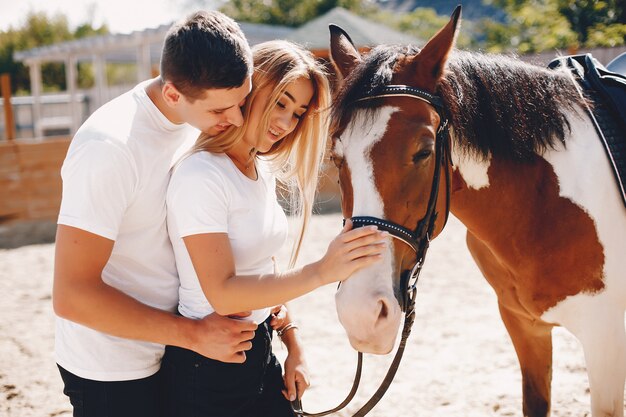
[53,224,257,363]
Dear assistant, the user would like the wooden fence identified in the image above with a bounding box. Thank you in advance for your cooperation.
[0,137,70,247]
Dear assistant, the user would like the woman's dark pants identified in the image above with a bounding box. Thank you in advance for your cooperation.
[161,319,295,417]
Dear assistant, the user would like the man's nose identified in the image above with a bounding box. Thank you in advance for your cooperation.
[225,106,244,127]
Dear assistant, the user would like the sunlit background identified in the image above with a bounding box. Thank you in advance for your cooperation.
[0,0,226,34]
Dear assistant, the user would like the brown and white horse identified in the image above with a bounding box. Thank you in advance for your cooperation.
[328,7,626,417]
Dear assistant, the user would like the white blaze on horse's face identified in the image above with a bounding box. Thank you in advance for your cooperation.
[335,107,404,354]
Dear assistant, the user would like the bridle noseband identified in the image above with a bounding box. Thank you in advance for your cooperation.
[292,85,452,417]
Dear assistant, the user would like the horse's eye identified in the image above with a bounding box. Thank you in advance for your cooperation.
[412,149,433,164]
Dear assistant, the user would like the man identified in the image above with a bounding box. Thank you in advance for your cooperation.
[53,11,257,417]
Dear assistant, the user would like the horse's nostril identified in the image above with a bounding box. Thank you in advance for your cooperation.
[377,300,389,320]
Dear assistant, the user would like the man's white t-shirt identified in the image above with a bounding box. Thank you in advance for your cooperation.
[166,152,288,324]
[56,79,198,381]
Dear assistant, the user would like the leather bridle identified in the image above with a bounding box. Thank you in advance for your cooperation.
[291,85,452,417]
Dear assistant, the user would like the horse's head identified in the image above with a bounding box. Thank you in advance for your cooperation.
[329,7,461,354]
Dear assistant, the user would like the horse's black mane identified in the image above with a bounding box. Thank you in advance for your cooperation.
[331,45,587,161]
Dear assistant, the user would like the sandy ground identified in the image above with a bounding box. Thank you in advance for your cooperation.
[0,213,608,416]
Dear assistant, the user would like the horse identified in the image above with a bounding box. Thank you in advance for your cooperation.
[327,6,626,417]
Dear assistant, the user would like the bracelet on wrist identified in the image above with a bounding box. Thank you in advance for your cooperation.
[276,322,299,338]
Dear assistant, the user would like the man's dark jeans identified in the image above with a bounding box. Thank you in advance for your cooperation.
[57,364,165,417]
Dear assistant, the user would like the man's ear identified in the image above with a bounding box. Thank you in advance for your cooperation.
[162,82,182,106]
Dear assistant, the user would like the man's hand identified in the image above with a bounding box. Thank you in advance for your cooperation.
[190,312,257,363]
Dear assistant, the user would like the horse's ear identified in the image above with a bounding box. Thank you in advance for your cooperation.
[329,24,362,79]
[410,5,461,84]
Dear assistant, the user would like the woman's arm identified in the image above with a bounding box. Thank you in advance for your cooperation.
[182,222,386,316]
[276,308,308,401]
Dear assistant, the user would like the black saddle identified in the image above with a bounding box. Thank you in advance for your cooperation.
[549,53,626,208]
[607,52,626,74]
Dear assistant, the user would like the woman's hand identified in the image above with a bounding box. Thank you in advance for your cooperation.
[269,304,288,331]
[282,345,310,401]
[313,220,388,285]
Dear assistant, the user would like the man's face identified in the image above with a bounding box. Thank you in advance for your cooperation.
[178,77,252,135]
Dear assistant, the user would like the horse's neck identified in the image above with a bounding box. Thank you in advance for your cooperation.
[448,106,608,250]
[449,149,559,248]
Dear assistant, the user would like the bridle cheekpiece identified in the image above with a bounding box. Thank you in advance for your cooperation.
[350,84,452,312]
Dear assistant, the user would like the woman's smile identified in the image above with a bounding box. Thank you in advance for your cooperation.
[268,126,283,140]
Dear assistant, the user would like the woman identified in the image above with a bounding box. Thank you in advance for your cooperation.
[163,40,386,417]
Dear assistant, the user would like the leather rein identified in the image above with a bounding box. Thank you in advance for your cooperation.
[291,85,452,417]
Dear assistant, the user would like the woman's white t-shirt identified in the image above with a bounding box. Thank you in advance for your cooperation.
[166,152,288,324]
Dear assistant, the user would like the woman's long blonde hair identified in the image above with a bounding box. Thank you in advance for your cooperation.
[190,40,331,267]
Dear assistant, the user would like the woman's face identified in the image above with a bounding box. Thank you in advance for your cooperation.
[244,76,314,153]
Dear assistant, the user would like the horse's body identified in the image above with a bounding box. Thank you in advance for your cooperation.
[452,101,626,417]
[328,8,626,417]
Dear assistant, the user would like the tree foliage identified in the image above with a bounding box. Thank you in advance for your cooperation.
[556,0,626,47]
[483,0,625,52]
[481,1,578,53]
[0,12,108,94]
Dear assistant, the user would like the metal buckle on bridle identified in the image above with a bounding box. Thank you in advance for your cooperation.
[401,251,424,312]
[438,118,449,134]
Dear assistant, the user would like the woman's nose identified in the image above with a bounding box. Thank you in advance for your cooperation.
[275,113,292,131]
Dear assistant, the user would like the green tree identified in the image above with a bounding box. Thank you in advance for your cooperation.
[484,0,625,51]
[483,1,578,53]
[559,0,626,47]
[557,0,624,43]
[586,22,626,47]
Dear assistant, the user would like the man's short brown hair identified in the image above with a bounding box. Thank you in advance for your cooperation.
[160,11,253,101]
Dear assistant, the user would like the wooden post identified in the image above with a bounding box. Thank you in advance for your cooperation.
[1,73,15,141]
